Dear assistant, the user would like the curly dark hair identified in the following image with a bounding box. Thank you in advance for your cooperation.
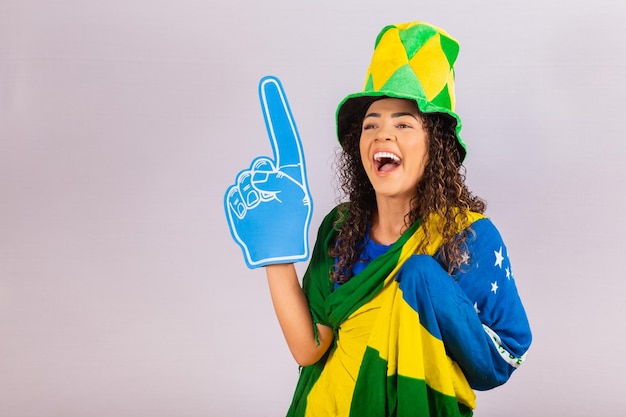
[330,98,486,284]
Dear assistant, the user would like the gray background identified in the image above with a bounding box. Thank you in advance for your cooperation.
[1,0,625,416]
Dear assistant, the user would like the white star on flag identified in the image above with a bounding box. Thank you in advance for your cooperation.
[494,246,504,269]
[505,267,511,279]
[491,281,499,294]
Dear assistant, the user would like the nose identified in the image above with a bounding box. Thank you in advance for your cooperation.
[374,125,396,142]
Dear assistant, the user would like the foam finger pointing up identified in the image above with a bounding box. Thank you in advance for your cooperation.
[259,76,305,182]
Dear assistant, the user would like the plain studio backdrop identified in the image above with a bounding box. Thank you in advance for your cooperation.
[1,0,625,416]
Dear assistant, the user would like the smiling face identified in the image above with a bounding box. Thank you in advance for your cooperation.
[359,98,429,205]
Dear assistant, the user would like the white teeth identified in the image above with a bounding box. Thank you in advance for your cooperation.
[374,152,400,161]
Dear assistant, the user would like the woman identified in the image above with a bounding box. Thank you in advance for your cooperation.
[267,22,532,416]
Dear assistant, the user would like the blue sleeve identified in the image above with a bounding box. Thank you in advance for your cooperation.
[435,218,532,390]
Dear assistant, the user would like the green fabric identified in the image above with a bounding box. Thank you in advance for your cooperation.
[439,35,460,65]
[381,64,426,99]
[290,206,420,416]
[399,24,438,59]
[303,206,421,330]
[287,206,475,416]
[349,347,469,416]
[430,85,453,112]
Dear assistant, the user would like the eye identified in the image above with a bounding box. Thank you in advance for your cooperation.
[396,123,412,129]
[363,123,377,130]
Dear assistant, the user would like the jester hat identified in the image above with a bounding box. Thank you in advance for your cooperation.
[336,22,467,161]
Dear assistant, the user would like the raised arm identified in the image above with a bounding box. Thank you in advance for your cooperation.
[266,264,334,366]
[224,77,334,366]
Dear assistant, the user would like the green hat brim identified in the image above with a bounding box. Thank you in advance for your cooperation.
[336,91,467,162]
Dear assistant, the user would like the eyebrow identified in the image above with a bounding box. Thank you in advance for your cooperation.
[364,112,419,120]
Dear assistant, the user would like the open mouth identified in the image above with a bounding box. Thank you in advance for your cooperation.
[374,151,401,172]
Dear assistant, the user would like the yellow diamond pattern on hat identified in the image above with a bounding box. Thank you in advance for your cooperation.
[430,68,455,111]
[409,34,452,103]
[336,21,467,161]
[367,28,409,91]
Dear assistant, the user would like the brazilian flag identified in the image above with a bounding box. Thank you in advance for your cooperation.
[286,206,485,417]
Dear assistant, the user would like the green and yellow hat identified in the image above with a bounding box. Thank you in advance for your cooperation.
[336,21,467,161]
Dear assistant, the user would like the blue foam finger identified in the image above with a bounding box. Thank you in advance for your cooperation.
[259,76,308,186]
[225,185,247,219]
[224,76,313,269]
